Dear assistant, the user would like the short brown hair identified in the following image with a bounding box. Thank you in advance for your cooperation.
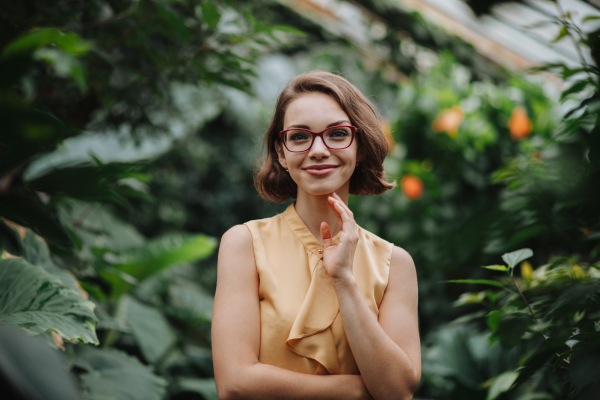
[254,70,396,203]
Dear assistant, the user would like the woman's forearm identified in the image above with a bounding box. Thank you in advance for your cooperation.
[331,275,419,400]
[219,362,372,400]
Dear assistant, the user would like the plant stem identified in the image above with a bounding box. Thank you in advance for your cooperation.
[511,276,537,321]
[511,275,549,345]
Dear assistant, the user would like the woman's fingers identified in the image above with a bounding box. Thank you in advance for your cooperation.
[332,192,354,219]
[327,195,344,229]
[326,192,359,242]
[320,221,334,248]
[329,193,352,226]
[329,193,358,243]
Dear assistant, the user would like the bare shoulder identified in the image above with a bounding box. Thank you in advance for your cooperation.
[219,224,253,258]
[220,224,253,248]
[381,245,418,311]
[217,224,255,277]
[390,246,417,282]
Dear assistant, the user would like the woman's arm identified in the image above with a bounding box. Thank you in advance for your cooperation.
[322,193,421,400]
[331,246,421,400]
[211,224,373,400]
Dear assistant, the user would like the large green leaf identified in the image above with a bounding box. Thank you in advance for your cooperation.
[58,200,145,252]
[75,347,166,400]
[0,257,98,344]
[21,229,80,291]
[115,295,177,364]
[167,283,214,323]
[100,233,217,298]
[2,28,92,58]
[486,370,519,400]
[27,162,152,205]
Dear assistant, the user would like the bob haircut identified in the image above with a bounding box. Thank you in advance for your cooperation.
[254,70,397,203]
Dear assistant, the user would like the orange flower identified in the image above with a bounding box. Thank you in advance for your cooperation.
[432,106,464,138]
[508,107,532,140]
[401,174,423,200]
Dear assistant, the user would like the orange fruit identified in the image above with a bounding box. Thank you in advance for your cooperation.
[401,174,423,200]
[432,106,464,138]
[508,107,532,140]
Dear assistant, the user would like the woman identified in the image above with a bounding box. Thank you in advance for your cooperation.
[212,71,420,400]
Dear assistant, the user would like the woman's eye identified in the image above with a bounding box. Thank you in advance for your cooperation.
[290,133,309,140]
[330,130,349,137]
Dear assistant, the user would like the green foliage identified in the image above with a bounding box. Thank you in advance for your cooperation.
[1,1,598,399]
[98,233,216,299]
[446,255,600,399]
[74,347,167,400]
[419,3,600,398]
[0,256,98,344]
[348,50,559,332]
[0,1,296,398]
[114,295,177,364]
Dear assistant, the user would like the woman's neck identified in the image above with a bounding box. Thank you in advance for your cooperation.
[294,188,350,244]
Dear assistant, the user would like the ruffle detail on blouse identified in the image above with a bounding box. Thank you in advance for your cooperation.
[286,253,341,375]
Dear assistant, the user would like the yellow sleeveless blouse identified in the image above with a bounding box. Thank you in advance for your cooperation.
[243,201,393,375]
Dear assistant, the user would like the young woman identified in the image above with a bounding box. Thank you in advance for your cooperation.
[212,71,420,400]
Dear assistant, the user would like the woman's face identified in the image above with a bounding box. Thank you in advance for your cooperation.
[276,92,358,197]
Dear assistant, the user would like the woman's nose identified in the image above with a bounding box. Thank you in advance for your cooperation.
[308,136,330,158]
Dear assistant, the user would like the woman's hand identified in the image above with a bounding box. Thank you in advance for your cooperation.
[320,191,359,281]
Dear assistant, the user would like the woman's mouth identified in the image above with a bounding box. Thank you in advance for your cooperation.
[303,166,339,176]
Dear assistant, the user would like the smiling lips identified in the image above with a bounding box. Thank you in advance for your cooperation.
[303,164,339,176]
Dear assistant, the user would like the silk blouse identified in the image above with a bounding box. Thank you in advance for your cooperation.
[243,201,393,375]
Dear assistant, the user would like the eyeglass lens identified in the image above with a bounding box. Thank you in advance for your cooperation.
[284,127,353,151]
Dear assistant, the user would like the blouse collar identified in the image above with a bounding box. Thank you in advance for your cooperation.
[282,201,345,257]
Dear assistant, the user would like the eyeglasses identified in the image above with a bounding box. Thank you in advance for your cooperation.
[279,125,357,153]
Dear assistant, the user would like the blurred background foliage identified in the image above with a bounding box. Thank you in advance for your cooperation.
[0,0,599,399]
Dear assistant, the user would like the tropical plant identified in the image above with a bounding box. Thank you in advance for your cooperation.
[0,1,300,398]
[416,2,600,399]
[425,249,600,400]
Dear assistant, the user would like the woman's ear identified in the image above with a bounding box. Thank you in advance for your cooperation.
[275,141,288,170]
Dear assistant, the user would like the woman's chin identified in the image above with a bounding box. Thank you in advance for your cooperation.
[299,181,348,197]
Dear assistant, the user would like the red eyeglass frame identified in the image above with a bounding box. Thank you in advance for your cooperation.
[279,125,358,153]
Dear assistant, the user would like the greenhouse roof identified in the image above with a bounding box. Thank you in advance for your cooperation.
[279,0,600,71]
